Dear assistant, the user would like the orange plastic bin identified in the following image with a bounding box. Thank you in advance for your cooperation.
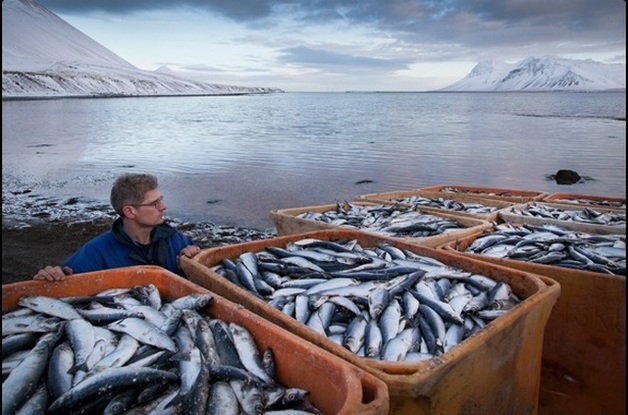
[2,265,390,415]
[442,228,626,415]
[181,229,561,415]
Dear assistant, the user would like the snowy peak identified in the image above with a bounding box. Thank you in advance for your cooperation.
[2,0,136,71]
[440,56,625,91]
[2,0,283,98]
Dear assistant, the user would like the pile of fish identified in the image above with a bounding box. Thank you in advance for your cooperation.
[463,223,626,276]
[295,202,467,238]
[2,286,321,415]
[506,202,626,227]
[437,186,524,198]
[208,237,522,362]
[549,197,626,210]
[383,195,500,215]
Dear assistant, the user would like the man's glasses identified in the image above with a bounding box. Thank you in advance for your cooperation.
[132,196,165,209]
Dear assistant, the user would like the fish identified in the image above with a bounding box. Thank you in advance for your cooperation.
[228,322,273,384]
[207,382,240,415]
[169,293,213,311]
[465,223,626,276]
[508,202,625,226]
[90,334,140,373]
[193,317,222,366]
[387,195,500,215]
[209,320,245,369]
[172,325,203,403]
[77,306,145,325]
[46,367,179,414]
[379,299,403,344]
[295,202,467,238]
[2,332,40,358]
[4,284,323,414]
[14,381,48,415]
[229,379,265,415]
[420,304,446,349]
[2,313,62,336]
[382,327,420,362]
[101,388,142,415]
[107,318,177,353]
[343,312,369,354]
[410,290,464,325]
[365,318,383,358]
[443,322,465,353]
[206,237,522,361]
[46,342,75,399]
[2,325,64,415]
[65,318,96,374]
[17,296,83,321]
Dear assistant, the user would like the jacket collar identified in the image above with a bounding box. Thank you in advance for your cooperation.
[111,217,177,246]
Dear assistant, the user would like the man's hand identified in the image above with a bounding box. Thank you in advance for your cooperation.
[33,265,73,281]
[179,245,201,259]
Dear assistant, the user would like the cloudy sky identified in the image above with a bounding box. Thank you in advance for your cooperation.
[37,0,626,92]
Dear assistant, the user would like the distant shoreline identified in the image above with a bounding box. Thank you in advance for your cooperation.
[1,91,284,101]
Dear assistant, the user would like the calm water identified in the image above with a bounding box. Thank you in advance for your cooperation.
[2,92,626,229]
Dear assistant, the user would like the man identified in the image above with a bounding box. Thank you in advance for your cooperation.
[33,173,200,281]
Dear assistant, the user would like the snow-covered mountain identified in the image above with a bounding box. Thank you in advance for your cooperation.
[2,0,283,98]
[440,56,625,92]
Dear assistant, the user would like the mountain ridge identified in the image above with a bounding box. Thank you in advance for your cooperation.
[439,55,625,92]
[2,0,624,96]
[2,0,283,98]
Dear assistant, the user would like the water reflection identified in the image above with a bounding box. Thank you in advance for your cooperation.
[3,92,626,229]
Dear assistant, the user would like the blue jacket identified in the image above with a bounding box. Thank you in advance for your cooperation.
[62,218,195,277]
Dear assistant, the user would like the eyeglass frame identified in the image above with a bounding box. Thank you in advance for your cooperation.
[130,195,165,209]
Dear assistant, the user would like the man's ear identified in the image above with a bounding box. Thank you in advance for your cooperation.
[122,205,135,219]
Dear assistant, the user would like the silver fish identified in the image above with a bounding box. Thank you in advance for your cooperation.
[343,311,368,354]
[90,334,140,373]
[65,318,96,374]
[379,299,402,344]
[107,317,177,353]
[173,325,203,399]
[47,367,179,414]
[47,342,75,399]
[229,379,264,415]
[207,382,240,415]
[365,318,383,358]
[367,287,391,319]
[443,322,465,353]
[2,332,39,358]
[382,327,419,362]
[228,322,272,384]
[17,296,83,321]
[78,306,145,325]
[2,314,61,336]
[2,325,64,415]
[14,381,48,415]
[420,303,446,349]
[169,293,213,311]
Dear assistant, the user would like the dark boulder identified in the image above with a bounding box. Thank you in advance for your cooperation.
[554,169,582,185]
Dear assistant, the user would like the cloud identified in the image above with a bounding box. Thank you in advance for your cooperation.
[38,0,625,59]
[277,46,412,73]
[34,0,625,90]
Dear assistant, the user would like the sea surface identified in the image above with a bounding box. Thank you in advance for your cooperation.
[2,91,626,230]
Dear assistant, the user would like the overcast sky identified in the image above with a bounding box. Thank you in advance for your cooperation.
[37,0,626,92]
